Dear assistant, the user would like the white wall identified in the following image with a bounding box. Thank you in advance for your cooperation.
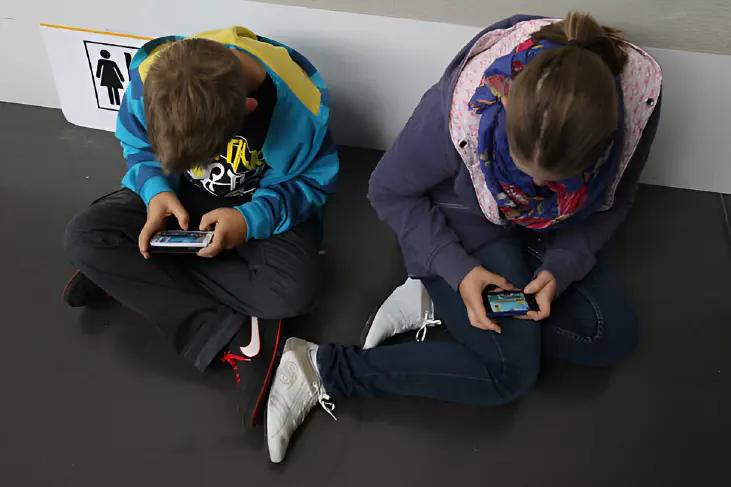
[256,0,731,55]
[1,0,731,194]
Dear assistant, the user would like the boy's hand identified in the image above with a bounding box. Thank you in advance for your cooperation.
[139,192,189,259]
[197,208,247,258]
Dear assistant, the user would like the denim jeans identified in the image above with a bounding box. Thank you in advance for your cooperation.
[317,236,639,406]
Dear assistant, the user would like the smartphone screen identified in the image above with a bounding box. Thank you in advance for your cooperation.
[159,234,207,244]
[486,291,532,314]
[150,231,212,248]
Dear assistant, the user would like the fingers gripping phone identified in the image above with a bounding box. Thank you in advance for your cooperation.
[482,290,539,318]
[149,230,213,254]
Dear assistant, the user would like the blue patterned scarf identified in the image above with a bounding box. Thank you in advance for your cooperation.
[468,39,624,230]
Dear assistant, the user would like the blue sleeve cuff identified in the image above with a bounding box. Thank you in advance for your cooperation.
[236,200,274,241]
[139,176,174,206]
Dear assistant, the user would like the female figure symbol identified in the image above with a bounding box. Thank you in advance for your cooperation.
[95,49,125,105]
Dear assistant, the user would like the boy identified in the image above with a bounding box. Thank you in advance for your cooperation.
[63,27,339,428]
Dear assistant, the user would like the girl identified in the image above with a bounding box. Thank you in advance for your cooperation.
[264,13,662,463]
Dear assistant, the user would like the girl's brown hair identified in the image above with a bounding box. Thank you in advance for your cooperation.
[506,12,628,179]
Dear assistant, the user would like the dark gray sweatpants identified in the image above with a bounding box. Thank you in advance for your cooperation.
[64,188,319,371]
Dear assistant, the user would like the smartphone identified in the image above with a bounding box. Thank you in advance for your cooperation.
[482,290,539,318]
[149,230,214,253]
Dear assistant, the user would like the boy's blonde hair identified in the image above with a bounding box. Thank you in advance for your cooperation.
[144,38,249,173]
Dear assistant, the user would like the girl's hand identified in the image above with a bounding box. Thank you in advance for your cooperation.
[520,270,557,321]
[458,265,517,333]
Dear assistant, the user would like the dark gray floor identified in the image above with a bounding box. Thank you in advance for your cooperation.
[1,102,730,486]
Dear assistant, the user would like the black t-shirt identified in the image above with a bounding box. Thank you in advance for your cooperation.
[179,74,277,213]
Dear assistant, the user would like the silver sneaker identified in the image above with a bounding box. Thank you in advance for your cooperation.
[362,278,441,349]
[266,338,336,463]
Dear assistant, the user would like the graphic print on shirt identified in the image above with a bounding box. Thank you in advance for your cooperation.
[187,136,267,198]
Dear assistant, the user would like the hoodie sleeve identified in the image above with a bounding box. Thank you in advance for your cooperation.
[540,96,662,294]
[368,85,480,290]
[117,67,176,205]
[235,129,339,240]
[234,44,339,241]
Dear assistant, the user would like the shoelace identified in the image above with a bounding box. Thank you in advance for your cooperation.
[313,382,338,421]
[220,351,251,387]
[416,310,442,342]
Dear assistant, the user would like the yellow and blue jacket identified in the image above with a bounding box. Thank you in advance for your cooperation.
[117,27,338,240]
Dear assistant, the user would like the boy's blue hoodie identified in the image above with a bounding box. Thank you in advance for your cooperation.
[116,27,338,240]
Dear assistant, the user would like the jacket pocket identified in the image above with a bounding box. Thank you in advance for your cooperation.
[433,201,469,211]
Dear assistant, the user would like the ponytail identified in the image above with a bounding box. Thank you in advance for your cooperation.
[507,12,626,177]
[532,11,627,76]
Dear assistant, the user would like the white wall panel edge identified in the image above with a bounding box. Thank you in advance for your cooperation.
[1,1,729,193]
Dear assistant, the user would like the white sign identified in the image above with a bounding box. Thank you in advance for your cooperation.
[37,15,479,148]
[40,25,147,131]
[83,41,138,111]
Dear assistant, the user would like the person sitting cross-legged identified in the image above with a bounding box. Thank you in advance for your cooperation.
[63,27,338,430]
[264,12,662,463]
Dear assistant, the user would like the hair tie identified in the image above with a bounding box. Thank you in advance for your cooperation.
[566,38,622,76]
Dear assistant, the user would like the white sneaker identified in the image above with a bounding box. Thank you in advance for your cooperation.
[266,338,336,463]
[362,278,442,349]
